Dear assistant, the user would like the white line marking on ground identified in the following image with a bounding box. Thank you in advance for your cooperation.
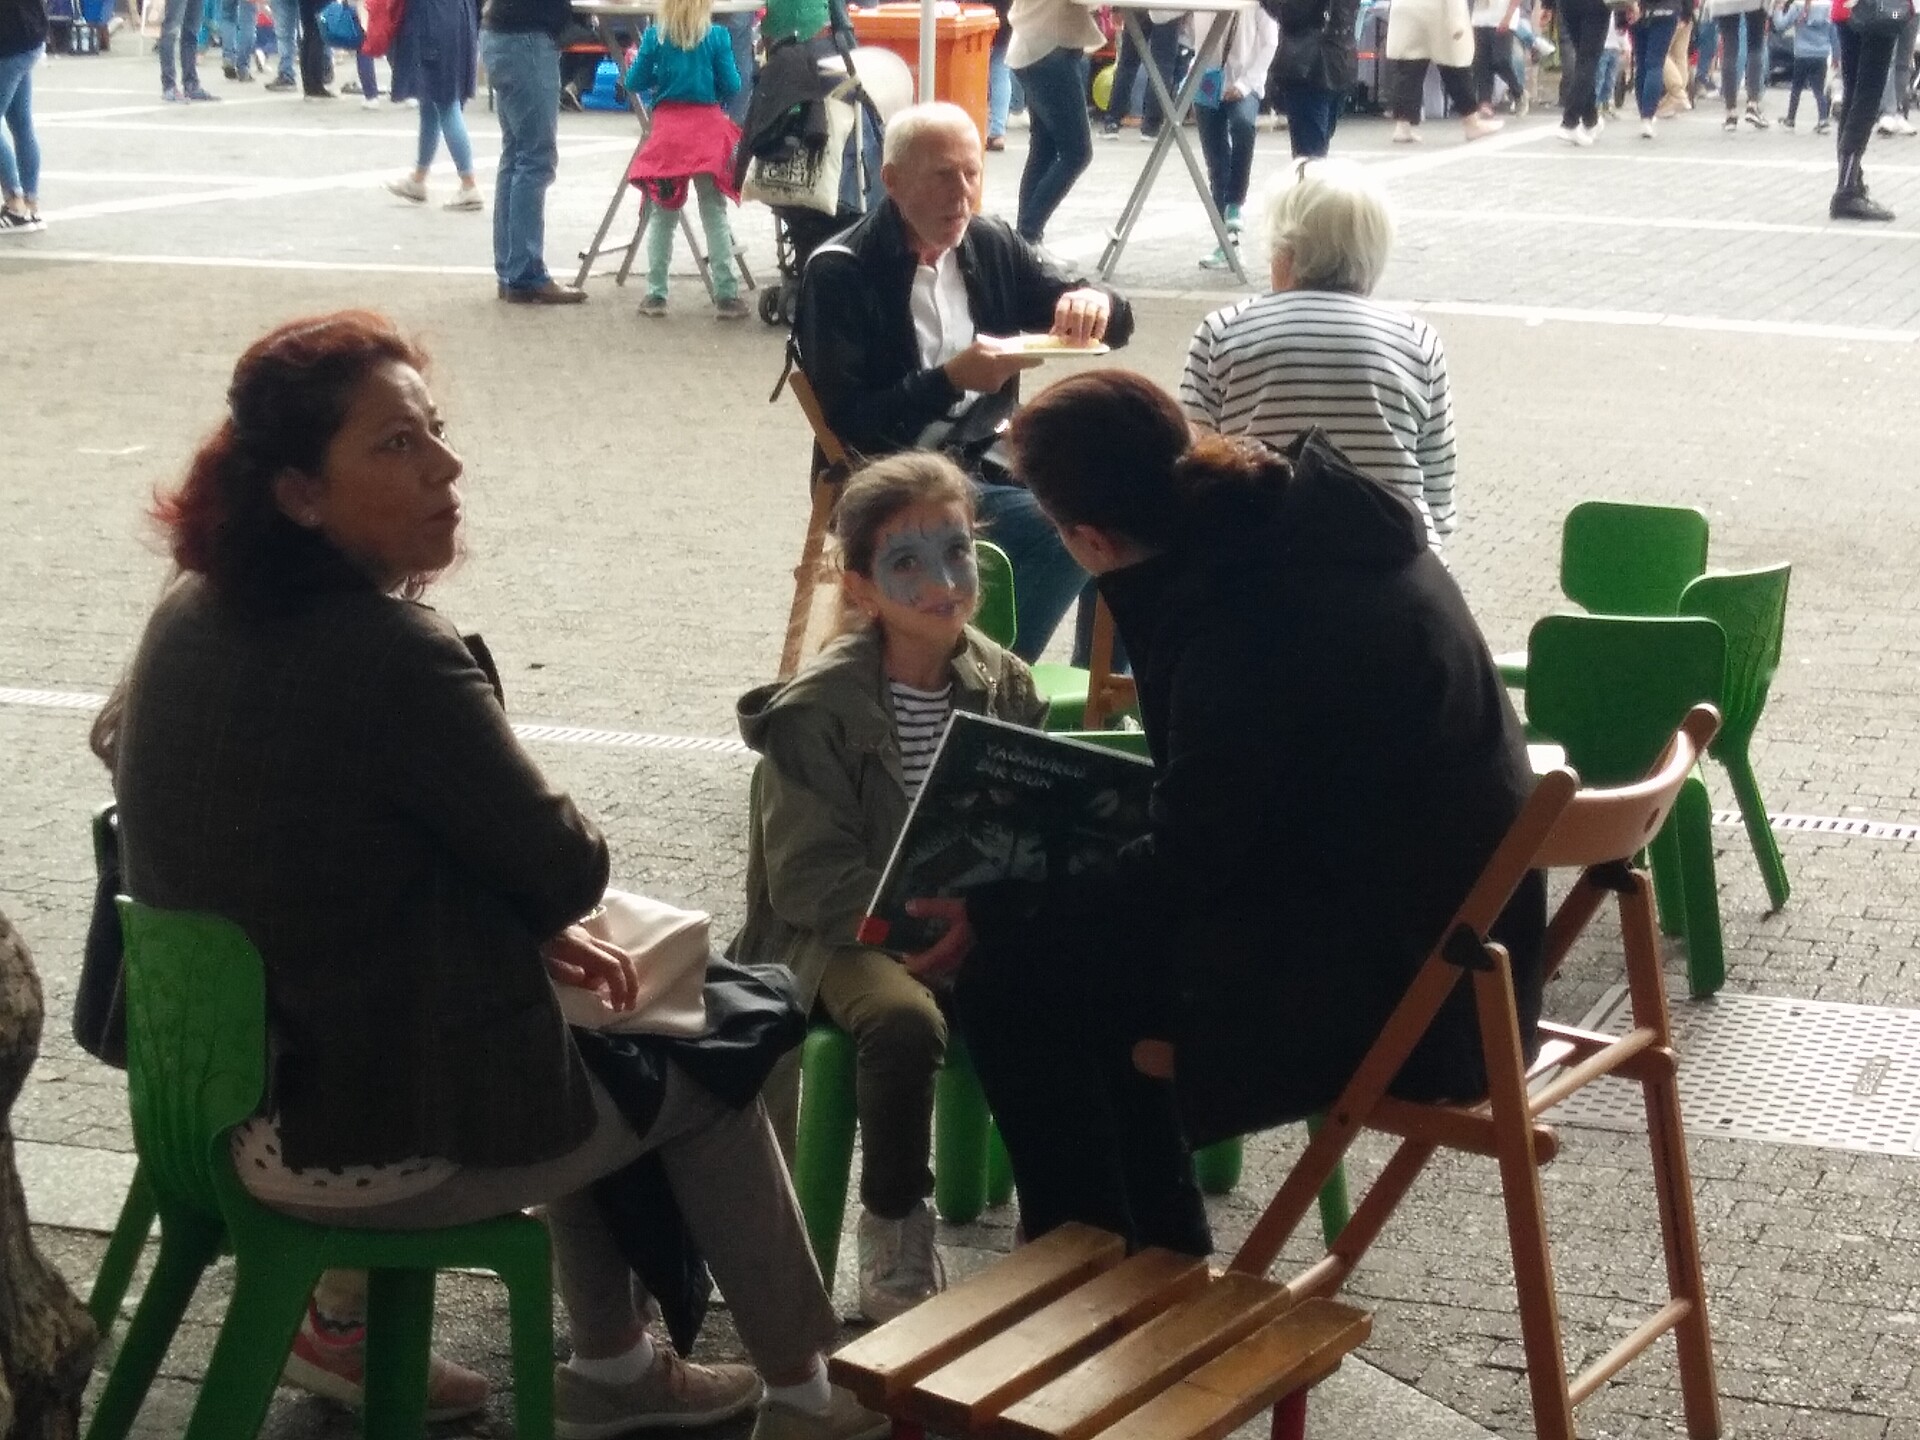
[39,96,282,120]
[1496,150,1920,176]
[37,169,298,184]
[0,248,498,275]
[4,685,1916,838]
[1400,204,1920,240]
[1408,298,1919,344]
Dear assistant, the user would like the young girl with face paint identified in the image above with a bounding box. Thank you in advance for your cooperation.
[733,453,1048,1325]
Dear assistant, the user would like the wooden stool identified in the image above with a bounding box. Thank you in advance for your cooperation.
[830,1224,1371,1440]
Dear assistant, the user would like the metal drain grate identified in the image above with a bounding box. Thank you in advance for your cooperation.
[1551,989,1920,1156]
[510,723,751,758]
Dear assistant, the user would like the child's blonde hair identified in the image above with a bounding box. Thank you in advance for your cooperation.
[831,453,979,634]
[659,0,712,52]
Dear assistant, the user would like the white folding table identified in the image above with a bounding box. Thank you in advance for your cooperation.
[570,0,759,296]
[1071,0,1254,285]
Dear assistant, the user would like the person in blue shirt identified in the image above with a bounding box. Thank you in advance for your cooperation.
[1776,0,1834,131]
[624,0,747,318]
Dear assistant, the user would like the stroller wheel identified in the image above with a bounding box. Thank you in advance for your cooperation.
[758,286,785,326]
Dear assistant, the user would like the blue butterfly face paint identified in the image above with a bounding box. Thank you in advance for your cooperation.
[872,520,979,616]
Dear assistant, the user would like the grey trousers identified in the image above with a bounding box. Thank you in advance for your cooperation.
[272,1067,837,1371]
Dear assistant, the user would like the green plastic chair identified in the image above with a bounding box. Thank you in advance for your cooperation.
[974,539,1094,729]
[1496,501,1711,688]
[87,902,556,1440]
[791,1024,1014,1280]
[1680,564,1793,912]
[1523,614,1729,995]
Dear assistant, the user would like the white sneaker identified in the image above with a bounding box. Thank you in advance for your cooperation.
[1462,112,1503,140]
[1391,119,1421,143]
[1580,117,1604,144]
[1898,114,1918,135]
[443,184,484,211]
[1641,116,1656,138]
[385,175,428,203]
[857,1202,946,1325]
[1877,112,1899,135]
[1557,123,1582,144]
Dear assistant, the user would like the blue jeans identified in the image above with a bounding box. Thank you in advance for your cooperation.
[1012,45,1090,243]
[1787,54,1829,122]
[270,0,296,79]
[1594,47,1620,108]
[0,45,40,200]
[1631,17,1675,116]
[1106,15,1181,129]
[719,11,754,124]
[988,22,1011,138]
[1282,81,1341,156]
[973,479,1087,662]
[159,0,206,91]
[482,29,562,289]
[1195,92,1258,213]
[419,98,474,173]
[356,52,380,97]
[220,0,256,71]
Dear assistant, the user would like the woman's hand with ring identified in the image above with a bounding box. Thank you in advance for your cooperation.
[542,925,640,1011]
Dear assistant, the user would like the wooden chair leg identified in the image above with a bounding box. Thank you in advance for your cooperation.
[1472,964,1577,1440]
[1272,1389,1307,1440]
[779,477,841,681]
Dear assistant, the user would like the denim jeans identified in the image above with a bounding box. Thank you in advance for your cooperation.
[1106,15,1181,129]
[1717,9,1764,109]
[988,21,1011,138]
[972,478,1088,662]
[270,0,296,79]
[220,0,256,71]
[0,45,40,200]
[1787,54,1829,123]
[1630,17,1675,116]
[418,99,474,173]
[159,0,206,91]
[1693,20,1717,88]
[1282,81,1341,156]
[356,52,380,97]
[1195,92,1257,213]
[645,173,738,302]
[482,28,562,289]
[1594,47,1620,108]
[718,11,755,124]
[1012,45,1090,243]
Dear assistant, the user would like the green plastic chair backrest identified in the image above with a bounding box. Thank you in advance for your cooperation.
[1560,501,1710,617]
[974,539,1017,651]
[116,899,267,1224]
[1679,564,1790,754]
[1524,615,1727,787]
[1055,730,1149,759]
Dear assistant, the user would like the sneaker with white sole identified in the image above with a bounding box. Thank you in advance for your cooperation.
[857,1201,946,1325]
[444,185,484,211]
[748,1386,889,1440]
[1896,113,1918,135]
[1641,116,1656,138]
[386,175,428,203]
[1391,119,1420,142]
[555,1350,762,1439]
[1744,104,1770,129]
[1461,112,1503,140]
[281,1301,490,1423]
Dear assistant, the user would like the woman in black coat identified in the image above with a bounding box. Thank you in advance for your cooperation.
[915,370,1546,1256]
[1272,0,1359,156]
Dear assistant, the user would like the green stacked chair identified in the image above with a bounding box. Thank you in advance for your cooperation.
[1680,564,1793,912]
[1522,614,1729,995]
[975,540,1095,728]
[1497,501,1711,688]
[87,902,556,1440]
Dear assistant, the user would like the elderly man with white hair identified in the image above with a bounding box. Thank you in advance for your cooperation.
[1179,159,1460,552]
[793,100,1135,664]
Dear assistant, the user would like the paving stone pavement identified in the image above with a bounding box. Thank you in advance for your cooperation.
[3,44,1920,1440]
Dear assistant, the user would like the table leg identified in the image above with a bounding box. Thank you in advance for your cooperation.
[1097,9,1246,284]
[574,133,647,288]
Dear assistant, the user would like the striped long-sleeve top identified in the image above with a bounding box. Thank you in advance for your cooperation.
[1180,290,1459,550]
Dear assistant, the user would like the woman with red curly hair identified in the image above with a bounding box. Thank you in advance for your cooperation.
[109,312,884,1440]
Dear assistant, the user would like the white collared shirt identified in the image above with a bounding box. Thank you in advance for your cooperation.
[910,247,975,372]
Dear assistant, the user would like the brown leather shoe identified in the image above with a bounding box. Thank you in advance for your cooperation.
[502,281,587,305]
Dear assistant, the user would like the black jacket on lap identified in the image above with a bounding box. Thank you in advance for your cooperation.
[975,432,1545,1147]
[792,200,1134,463]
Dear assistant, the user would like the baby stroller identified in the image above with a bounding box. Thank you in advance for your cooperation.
[736,23,913,326]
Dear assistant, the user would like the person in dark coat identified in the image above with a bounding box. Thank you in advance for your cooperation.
[384,0,483,209]
[1272,0,1360,155]
[908,369,1546,1257]
[0,0,46,230]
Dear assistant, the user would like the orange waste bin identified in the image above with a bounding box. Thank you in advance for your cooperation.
[847,3,1000,143]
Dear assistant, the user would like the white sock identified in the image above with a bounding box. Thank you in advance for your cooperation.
[764,1357,831,1415]
[565,1331,655,1386]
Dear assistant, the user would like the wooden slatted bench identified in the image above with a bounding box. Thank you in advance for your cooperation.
[829,1224,1372,1440]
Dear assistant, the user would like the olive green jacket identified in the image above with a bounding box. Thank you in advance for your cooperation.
[731,624,1048,1004]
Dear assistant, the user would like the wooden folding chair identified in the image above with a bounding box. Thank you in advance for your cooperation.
[778,370,854,680]
[1230,703,1725,1440]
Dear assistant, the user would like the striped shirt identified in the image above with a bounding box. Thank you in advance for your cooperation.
[890,680,954,805]
[1180,290,1459,550]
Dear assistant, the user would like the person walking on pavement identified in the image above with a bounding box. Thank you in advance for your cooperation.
[383,0,483,211]
[1545,0,1610,140]
[1714,0,1772,126]
[1873,3,1917,131]
[297,0,335,94]
[1472,0,1529,115]
[481,0,587,300]
[265,0,300,87]
[218,0,257,81]
[1100,9,1181,138]
[1829,0,1901,217]
[0,0,45,232]
[1778,0,1834,130]
[1273,0,1359,154]
[157,0,222,98]
[1657,1,1695,114]
[1384,0,1504,139]
[1196,4,1279,267]
[1006,0,1104,241]
[1629,0,1684,134]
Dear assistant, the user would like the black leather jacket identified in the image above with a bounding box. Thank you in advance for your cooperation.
[1273,0,1360,90]
[792,200,1135,463]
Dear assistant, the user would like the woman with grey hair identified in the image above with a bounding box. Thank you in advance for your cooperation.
[1179,159,1459,551]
